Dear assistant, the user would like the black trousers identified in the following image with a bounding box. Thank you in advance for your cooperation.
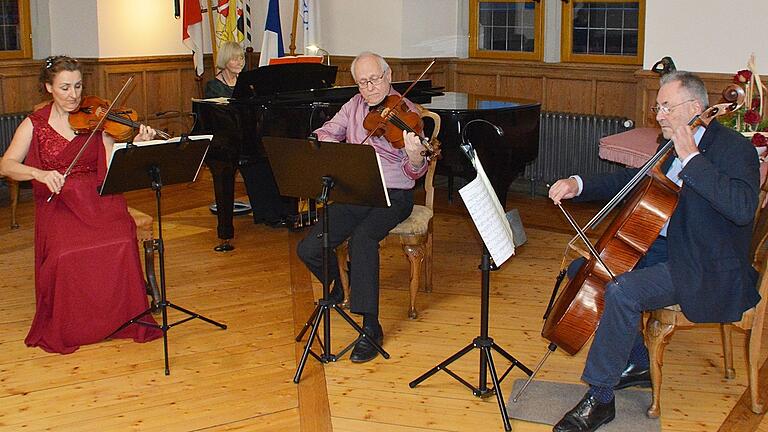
[207,158,288,240]
[296,189,414,316]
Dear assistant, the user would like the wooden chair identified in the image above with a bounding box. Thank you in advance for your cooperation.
[336,108,441,319]
[644,180,768,418]
[126,207,161,309]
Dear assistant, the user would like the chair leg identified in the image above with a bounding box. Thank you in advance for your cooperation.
[143,239,161,309]
[747,328,766,413]
[335,241,351,309]
[645,311,677,419]
[720,323,736,379]
[9,179,19,229]
[402,244,425,319]
[424,231,433,293]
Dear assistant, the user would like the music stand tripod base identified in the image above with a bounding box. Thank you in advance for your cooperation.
[292,175,389,384]
[408,247,532,432]
[102,137,227,375]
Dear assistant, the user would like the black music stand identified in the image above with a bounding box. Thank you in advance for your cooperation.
[408,143,532,431]
[103,135,227,375]
[263,136,391,383]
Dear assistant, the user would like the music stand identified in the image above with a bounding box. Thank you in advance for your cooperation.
[262,136,390,383]
[103,135,227,375]
[408,141,532,431]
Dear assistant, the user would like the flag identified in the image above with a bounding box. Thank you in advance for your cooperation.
[182,0,204,76]
[215,0,244,47]
[259,0,284,66]
[302,0,321,52]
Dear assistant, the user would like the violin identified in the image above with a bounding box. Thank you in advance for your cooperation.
[69,95,171,142]
[363,95,425,147]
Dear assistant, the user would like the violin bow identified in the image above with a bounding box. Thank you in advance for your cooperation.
[47,75,135,202]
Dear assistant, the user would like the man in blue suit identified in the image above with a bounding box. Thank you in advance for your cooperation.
[548,71,761,432]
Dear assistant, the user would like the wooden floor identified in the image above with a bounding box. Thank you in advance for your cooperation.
[2,175,768,432]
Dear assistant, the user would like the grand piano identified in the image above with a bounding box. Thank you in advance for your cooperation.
[422,92,541,207]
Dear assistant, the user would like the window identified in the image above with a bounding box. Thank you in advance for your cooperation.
[561,0,644,65]
[0,0,31,59]
[469,0,544,61]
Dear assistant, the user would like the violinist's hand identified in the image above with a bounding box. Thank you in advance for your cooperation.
[134,124,157,142]
[548,178,579,205]
[403,130,425,168]
[34,168,66,195]
[671,124,698,161]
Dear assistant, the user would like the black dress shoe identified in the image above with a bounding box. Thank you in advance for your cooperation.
[214,239,234,252]
[350,324,383,363]
[554,393,615,432]
[615,362,651,390]
[266,217,290,229]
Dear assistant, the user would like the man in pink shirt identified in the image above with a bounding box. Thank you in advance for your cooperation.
[297,51,428,363]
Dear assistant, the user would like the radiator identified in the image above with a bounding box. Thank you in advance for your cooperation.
[524,112,634,191]
[0,112,28,155]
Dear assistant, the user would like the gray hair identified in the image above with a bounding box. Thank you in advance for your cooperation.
[660,71,709,109]
[350,52,389,81]
[216,41,244,70]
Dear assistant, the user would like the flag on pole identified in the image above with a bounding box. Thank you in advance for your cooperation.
[215,0,244,46]
[182,0,205,76]
[259,0,285,66]
[302,0,321,52]
[243,1,253,47]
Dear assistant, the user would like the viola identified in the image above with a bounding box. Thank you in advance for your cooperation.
[69,95,171,142]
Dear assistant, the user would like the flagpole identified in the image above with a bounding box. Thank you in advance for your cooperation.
[289,0,299,55]
[206,0,218,72]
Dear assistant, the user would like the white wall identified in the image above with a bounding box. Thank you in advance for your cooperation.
[643,0,768,74]
[29,0,768,75]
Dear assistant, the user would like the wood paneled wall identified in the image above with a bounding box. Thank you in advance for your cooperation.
[0,55,739,135]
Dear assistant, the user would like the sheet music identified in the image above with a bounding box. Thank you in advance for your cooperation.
[458,152,515,266]
[374,153,391,207]
[108,134,213,168]
[190,97,230,104]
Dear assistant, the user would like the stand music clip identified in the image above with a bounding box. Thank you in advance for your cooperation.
[103,135,227,375]
[263,136,391,383]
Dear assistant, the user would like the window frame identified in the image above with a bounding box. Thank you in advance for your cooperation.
[560,0,645,65]
[468,0,545,61]
[0,0,32,60]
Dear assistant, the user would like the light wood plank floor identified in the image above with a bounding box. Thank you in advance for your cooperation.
[0,175,766,432]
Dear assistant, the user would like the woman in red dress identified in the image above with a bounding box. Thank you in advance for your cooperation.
[0,56,162,354]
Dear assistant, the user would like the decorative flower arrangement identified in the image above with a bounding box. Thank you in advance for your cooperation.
[720,54,768,148]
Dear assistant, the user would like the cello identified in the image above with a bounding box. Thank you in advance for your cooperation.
[513,83,747,401]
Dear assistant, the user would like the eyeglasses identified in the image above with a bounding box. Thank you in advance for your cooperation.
[357,70,387,89]
[651,99,695,115]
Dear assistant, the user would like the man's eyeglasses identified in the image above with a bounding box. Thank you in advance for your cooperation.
[651,99,695,115]
[357,70,387,89]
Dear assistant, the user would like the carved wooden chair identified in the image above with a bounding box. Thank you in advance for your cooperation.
[127,206,162,309]
[644,179,768,418]
[335,108,441,319]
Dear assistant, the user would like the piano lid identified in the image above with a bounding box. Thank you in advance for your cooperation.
[233,63,338,99]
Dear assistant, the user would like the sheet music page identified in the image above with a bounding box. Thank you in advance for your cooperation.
[458,153,515,266]
[374,153,391,207]
[191,97,230,104]
[108,134,213,169]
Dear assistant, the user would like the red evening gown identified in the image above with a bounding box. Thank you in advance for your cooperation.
[23,103,162,354]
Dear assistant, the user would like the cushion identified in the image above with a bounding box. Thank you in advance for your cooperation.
[390,205,432,236]
[599,128,661,168]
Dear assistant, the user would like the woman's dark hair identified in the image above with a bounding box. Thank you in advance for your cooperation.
[39,55,80,93]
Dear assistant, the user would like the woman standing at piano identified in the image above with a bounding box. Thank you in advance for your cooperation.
[0,55,162,354]
[204,41,289,252]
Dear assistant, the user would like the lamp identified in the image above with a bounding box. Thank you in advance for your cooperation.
[306,44,331,66]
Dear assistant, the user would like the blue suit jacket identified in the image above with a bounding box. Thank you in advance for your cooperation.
[578,121,761,323]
